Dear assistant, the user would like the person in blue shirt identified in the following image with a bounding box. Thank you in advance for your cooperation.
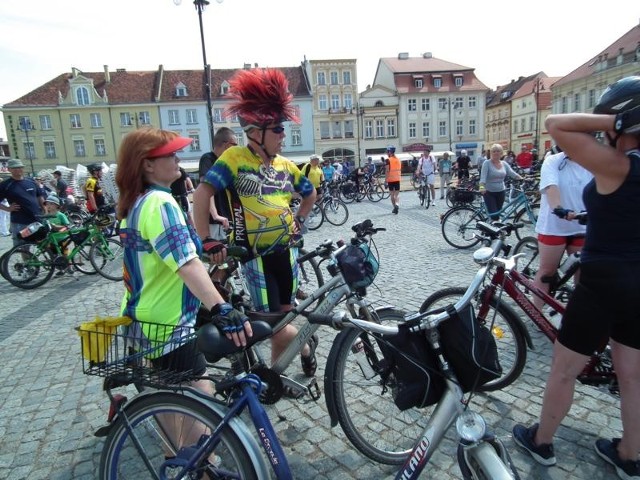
[322,159,336,184]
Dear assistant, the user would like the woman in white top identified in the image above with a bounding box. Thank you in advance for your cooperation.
[532,150,593,307]
[479,144,523,219]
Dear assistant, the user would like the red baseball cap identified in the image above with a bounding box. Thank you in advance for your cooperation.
[147,136,192,158]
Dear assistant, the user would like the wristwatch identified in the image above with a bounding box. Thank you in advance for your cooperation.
[295,215,306,224]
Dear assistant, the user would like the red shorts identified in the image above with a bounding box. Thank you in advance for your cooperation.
[537,233,585,247]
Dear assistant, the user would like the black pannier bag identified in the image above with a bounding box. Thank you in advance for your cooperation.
[452,188,475,204]
[437,304,502,392]
[377,324,445,411]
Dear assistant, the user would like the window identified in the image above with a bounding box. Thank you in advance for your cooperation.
[344,93,353,110]
[386,119,396,138]
[434,78,442,88]
[291,127,302,146]
[375,119,384,138]
[189,134,200,152]
[529,116,534,131]
[70,114,82,128]
[90,113,102,128]
[438,121,446,137]
[421,98,430,111]
[331,94,340,110]
[365,120,373,139]
[317,71,326,86]
[561,97,568,114]
[76,86,90,106]
[94,139,106,156]
[456,120,463,136]
[469,119,476,135]
[23,141,35,159]
[415,79,423,88]
[168,110,179,125]
[213,108,223,123]
[176,86,187,97]
[318,95,328,110]
[438,98,447,110]
[344,120,354,138]
[588,89,596,109]
[39,115,52,130]
[408,122,416,139]
[342,71,351,85]
[330,71,339,85]
[138,111,151,125]
[186,109,198,124]
[407,98,416,111]
[513,120,518,133]
[120,112,133,127]
[574,93,581,112]
[422,121,430,138]
[468,96,477,109]
[320,121,330,139]
[44,141,56,159]
[520,119,525,132]
[74,139,86,157]
[454,97,463,109]
[332,121,342,138]
[220,83,229,95]
[454,76,463,87]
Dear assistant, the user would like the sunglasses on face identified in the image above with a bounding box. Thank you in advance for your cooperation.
[265,126,285,134]
[149,152,178,161]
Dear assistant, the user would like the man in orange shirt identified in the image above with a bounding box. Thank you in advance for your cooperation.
[385,145,402,214]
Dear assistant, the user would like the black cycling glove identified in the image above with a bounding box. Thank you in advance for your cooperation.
[209,302,249,334]
[614,104,640,135]
[552,207,573,219]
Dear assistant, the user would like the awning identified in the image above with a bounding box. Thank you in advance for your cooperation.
[455,143,478,149]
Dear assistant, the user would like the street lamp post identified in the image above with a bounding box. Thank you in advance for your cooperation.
[174,0,223,149]
[18,118,36,175]
[447,99,453,152]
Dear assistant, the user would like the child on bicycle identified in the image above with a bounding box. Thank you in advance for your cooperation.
[44,194,74,275]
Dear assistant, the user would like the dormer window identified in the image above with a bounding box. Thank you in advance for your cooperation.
[454,75,464,87]
[433,75,442,88]
[414,78,423,88]
[176,83,188,97]
[220,81,230,95]
[76,86,90,106]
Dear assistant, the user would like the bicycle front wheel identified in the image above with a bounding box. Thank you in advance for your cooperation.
[99,391,259,480]
[323,198,349,226]
[441,206,484,249]
[513,236,539,280]
[326,309,430,465]
[419,287,528,391]
[306,203,324,230]
[90,237,124,281]
[513,203,540,240]
[72,243,99,275]
[297,247,325,305]
[2,243,54,289]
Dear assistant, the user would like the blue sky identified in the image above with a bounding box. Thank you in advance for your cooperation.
[1,0,638,139]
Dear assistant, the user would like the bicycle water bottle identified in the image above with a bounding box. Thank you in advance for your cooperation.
[351,339,376,379]
[558,252,580,277]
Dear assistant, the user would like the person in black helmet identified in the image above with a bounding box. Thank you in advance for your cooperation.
[513,76,640,479]
[192,68,318,382]
[84,164,105,213]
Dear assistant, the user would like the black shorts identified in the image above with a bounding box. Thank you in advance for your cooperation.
[558,261,640,355]
[388,181,400,191]
[150,338,207,377]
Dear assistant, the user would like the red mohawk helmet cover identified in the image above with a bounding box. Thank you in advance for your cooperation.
[224,68,299,129]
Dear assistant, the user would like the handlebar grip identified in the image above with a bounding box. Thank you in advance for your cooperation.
[307,311,347,329]
[226,245,248,258]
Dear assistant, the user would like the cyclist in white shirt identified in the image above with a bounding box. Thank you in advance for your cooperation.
[416,150,437,205]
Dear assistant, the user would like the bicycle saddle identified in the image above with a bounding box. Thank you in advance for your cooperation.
[197,320,272,363]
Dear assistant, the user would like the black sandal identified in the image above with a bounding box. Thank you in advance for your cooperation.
[301,334,318,377]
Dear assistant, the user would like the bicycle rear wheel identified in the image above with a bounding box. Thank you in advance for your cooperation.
[306,203,324,230]
[513,236,539,279]
[323,198,349,226]
[2,243,54,289]
[90,237,124,281]
[513,203,539,240]
[418,185,426,206]
[419,287,527,391]
[99,391,259,480]
[441,206,484,249]
[297,248,325,305]
[72,243,99,275]
[326,309,430,465]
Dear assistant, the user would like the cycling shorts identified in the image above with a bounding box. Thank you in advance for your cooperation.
[558,260,640,355]
[387,181,400,191]
[241,248,299,312]
[537,233,585,247]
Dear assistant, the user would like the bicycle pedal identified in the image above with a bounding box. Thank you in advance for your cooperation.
[306,377,321,402]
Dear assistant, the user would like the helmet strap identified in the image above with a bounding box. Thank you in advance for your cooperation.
[606,132,620,148]
[247,129,276,160]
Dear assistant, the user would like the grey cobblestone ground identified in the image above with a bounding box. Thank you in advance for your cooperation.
[0,183,622,479]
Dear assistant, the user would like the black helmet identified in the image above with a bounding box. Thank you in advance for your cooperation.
[87,163,102,173]
[593,76,640,115]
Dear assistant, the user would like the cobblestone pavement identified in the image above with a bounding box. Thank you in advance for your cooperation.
[0,184,622,479]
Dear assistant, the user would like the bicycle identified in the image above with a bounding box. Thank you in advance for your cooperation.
[2,207,124,288]
[307,187,350,230]
[440,179,540,248]
[417,175,431,209]
[421,221,618,396]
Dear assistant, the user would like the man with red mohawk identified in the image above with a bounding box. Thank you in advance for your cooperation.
[193,68,319,381]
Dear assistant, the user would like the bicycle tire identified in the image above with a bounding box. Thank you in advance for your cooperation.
[512,236,539,280]
[410,176,419,189]
[339,182,357,204]
[99,391,259,480]
[425,188,431,210]
[513,203,539,241]
[441,206,485,249]
[297,248,325,305]
[72,243,99,275]
[2,243,54,289]
[379,183,390,199]
[326,309,431,465]
[366,185,384,202]
[419,287,527,391]
[323,198,349,226]
[419,185,425,206]
[90,237,124,281]
[306,203,324,230]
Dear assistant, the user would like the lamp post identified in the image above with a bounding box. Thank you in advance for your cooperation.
[18,118,36,175]
[174,0,223,149]
[447,99,453,152]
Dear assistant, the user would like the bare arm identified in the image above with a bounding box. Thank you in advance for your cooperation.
[209,197,229,230]
[543,184,562,210]
[296,189,317,218]
[193,182,215,239]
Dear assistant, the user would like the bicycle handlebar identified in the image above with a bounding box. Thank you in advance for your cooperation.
[552,207,588,225]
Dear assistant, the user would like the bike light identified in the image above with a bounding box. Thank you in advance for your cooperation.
[456,410,486,442]
[473,247,494,265]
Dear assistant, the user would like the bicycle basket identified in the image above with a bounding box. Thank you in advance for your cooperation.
[336,242,379,288]
[377,325,445,410]
[77,317,198,385]
[19,222,50,241]
[438,305,502,391]
[451,188,475,204]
